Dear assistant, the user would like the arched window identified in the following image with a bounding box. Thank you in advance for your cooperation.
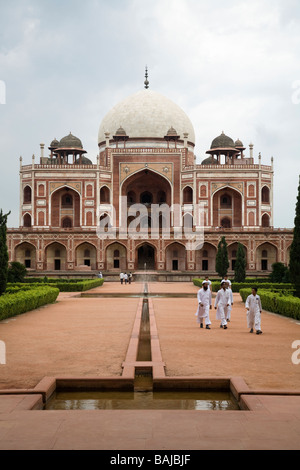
[84,249,90,258]
[127,191,136,205]
[113,247,120,268]
[55,249,61,257]
[100,213,111,231]
[61,194,73,207]
[262,250,268,258]
[140,192,152,205]
[220,194,232,208]
[23,186,32,204]
[23,213,31,227]
[183,187,193,204]
[261,186,270,203]
[262,214,270,227]
[25,249,31,258]
[221,217,231,228]
[202,250,208,258]
[183,213,193,231]
[157,191,166,203]
[100,186,110,203]
[62,217,72,228]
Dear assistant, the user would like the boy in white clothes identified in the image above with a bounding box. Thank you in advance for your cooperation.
[214,281,230,329]
[221,276,231,287]
[204,276,212,291]
[195,281,212,329]
[245,287,263,334]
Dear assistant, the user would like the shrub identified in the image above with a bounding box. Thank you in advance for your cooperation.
[7,261,27,283]
[0,286,59,321]
[46,279,104,291]
[193,279,294,293]
[269,262,290,283]
[12,278,104,291]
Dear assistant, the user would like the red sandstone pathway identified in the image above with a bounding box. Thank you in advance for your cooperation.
[0,281,299,391]
[1,281,300,450]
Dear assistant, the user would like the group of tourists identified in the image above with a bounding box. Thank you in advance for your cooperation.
[195,276,263,334]
[120,272,133,284]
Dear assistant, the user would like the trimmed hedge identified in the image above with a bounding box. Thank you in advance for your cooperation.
[0,286,59,321]
[6,278,104,292]
[23,277,102,284]
[239,288,300,321]
[43,279,104,291]
[193,278,294,293]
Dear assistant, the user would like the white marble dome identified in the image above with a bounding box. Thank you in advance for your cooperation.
[98,89,195,147]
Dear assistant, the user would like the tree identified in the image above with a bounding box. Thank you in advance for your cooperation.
[215,236,229,278]
[0,210,11,296]
[269,262,290,283]
[290,176,300,297]
[234,243,246,282]
[7,262,27,283]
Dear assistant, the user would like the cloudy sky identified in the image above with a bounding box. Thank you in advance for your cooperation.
[0,0,299,228]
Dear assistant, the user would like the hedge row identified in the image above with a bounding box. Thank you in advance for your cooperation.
[239,288,300,321]
[0,287,59,321]
[193,279,294,293]
[23,277,102,284]
[6,278,104,292]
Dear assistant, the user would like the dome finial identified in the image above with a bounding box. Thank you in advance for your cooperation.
[144,66,149,89]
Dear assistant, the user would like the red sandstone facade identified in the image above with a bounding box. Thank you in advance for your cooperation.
[7,88,293,278]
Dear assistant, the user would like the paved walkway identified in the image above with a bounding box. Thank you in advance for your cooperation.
[0,281,300,450]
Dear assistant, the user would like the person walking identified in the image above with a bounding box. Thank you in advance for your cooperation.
[214,281,230,329]
[225,281,233,322]
[120,272,124,284]
[128,272,132,284]
[204,276,212,291]
[195,280,212,329]
[124,272,128,284]
[245,287,263,334]
[221,275,231,287]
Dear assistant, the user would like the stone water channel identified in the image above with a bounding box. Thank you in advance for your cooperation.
[45,282,239,411]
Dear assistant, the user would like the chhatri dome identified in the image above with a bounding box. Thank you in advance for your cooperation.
[98,74,195,150]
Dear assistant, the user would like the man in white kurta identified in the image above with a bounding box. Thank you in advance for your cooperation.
[214,282,230,328]
[225,283,233,321]
[195,281,212,329]
[245,287,262,334]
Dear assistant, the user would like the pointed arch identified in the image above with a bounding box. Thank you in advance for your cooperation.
[75,242,97,270]
[165,241,186,271]
[45,242,67,271]
[15,242,37,269]
[23,213,32,227]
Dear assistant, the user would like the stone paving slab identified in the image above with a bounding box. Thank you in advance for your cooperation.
[0,404,299,450]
